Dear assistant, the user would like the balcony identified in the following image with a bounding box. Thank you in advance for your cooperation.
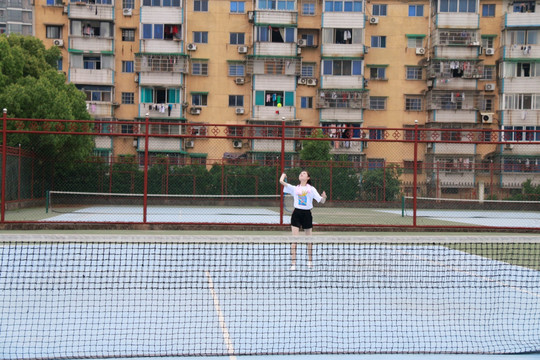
[140,39,183,54]
[426,90,482,111]
[504,11,540,28]
[69,35,113,52]
[245,56,301,76]
[140,103,182,119]
[68,3,114,21]
[70,68,113,85]
[138,72,183,86]
[427,60,483,80]
[140,7,183,24]
[136,137,183,152]
[435,12,479,29]
[322,43,366,58]
[322,12,365,28]
[253,105,294,120]
[502,44,540,59]
[252,139,295,152]
[321,75,365,89]
[134,54,188,73]
[87,102,113,118]
[253,10,297,26]
[499,110,540,126]
[318,89,368,109]
[255,42,298,57]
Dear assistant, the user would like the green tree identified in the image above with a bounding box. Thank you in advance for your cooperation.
[361,164,403,201]
[0,34,93,166]
[300,128,332,162]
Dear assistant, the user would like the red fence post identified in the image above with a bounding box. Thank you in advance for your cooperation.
[413,120,418,227]
[143,113,149,223]
[1,109,6,222]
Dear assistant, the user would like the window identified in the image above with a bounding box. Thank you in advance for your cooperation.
[194,0,208,11]
[300,97,313,108]
[57,58,63,71]
[193,31,208,43]
[322,59,362,75]
[46,25,61,39]
[405,96,423,111]
[517,62,533,77]
[325,0,362,12]
[301,64,315,77]
[143,24,173,39]
[255,91,295,107]
[370,97,386,110]
[482,4,495,16]
[300,34,315,46]
[371,36,386,48]
[142,0,180,6]
[192,61,208,76]
[369,67,386,80]
[256,26,295,43]
[79,86,112,102]
[408,4,423,16]
[46,0,63,5]
[123,0,135,8]
[503,94,540,110]
[481,36,494,49]
[230,1,244,13]
[439,0,476,12]
[482,96,494,111]
[121,123,135,134]
[403,160,423,174]
[259,0,295,10]
[230,32,245,45]
[229,95,244,107]
[513,1,535,13]
[368,158,385,169]
[141,87,180,103]
[228,63,245,76]
[407,37,424,48]
[482,65,495,80]
[372,4,387,16]
[122,61,134,73]
[84,55,101,70]
[406,66,422,80]
[302,0,315,15]
[122,28,135,41]
[122,92,134,104]
[192,93,208,106]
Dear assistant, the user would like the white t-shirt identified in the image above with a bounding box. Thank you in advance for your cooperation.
[283,183,323,210]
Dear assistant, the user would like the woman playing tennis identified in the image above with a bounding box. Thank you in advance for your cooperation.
[280,171,327,270]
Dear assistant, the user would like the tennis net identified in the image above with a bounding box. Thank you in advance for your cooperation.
[1,235,539,359]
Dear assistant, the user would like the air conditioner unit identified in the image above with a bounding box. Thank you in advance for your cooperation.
[185,140,194,148]
[427,143,433,149]
[122,8,132,16]
[485,83,495,91]
[416,47,426,55]
[485,48,495,56]
[233,140,243,148]
[187,43,197,51]
[298,77,307,85]
[53,39,64,47]
[297,47,301,55]
[247,11,254,22]
[189,107,201,115]
[306,78,317,86]
[182,101,189,108]
[63,5,68,13]
[297,39,307,47]
[235,107,245,115]
[369,16,379,24]
[238,46,248,54]
[470,41,480,46]
[134,74,139,83]
[480,113,493,124]
[235,77,245,85]
[505,143,514,150]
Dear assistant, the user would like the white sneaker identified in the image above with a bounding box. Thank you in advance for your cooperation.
[290,265,296,271]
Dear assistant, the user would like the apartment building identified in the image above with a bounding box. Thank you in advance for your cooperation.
[32,0,539,197]
[1,0,32,35]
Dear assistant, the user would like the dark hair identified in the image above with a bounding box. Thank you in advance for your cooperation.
[303,170,312,186]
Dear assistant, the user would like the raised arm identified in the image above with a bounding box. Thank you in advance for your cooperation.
[279,173,288,186]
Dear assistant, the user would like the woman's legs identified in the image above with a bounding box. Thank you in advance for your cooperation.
[305,228,313,267]
[290,226,300,270]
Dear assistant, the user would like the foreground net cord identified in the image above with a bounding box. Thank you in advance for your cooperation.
[1,235,539,359]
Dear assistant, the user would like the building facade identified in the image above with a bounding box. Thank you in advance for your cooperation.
[32,0,540,196]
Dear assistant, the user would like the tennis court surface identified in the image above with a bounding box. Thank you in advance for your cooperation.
[1,234,539,360]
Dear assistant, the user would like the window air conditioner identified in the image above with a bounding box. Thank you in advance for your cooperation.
[298,77,307,85]
[480,113,493,124]
[485,48,494,56]
[369,16,379,24]
[247,11,254,22]
[415,47,426,55]
[238,46,248,54]
[485,83,495,91]
[187,43,197,51]
[233,140,243,148]
[505,143,514,150]
[122,8,132,16]
[306,78,317,86]
[235,107,245,115]
[53,39,64,47]
[297,39,307,47]
[235,77,245,85]
[185,140,194,148]
[190,107,201,115]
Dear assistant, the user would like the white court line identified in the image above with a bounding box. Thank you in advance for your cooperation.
[205,270,237,360]
[396,247,540,299]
